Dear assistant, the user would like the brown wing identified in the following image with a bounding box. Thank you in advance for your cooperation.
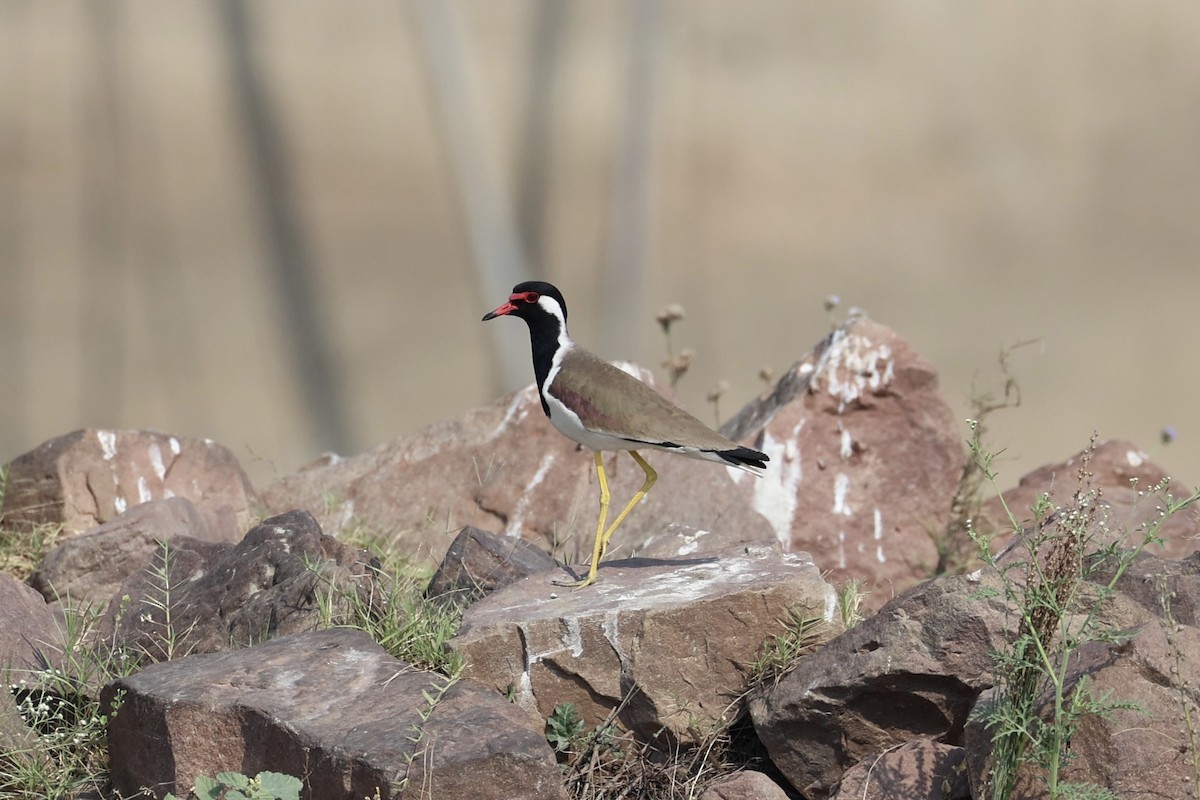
[549,348,742,451]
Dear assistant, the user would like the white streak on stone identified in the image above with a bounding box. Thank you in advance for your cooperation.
[833,473,852,517]
[1126,449,1145,467]
[814,330,896,413]
[490,389,532,440]
[508,452,556,536]
[824,584,838,623]
[169,437,181,455]
[840,429,853,460]
[602,610,627,670]
[874,507,886,563]
[148,443,166,481]
[837,529,846,569]
[563,616,583,658]
[751,421,805,547]
[137,476,152,504]
[518,669,533,702]
[114,496,127,514]
[97,430,117,461]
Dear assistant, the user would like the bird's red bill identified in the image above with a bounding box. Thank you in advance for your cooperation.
[482,290,540,321]
[482,301,517,321]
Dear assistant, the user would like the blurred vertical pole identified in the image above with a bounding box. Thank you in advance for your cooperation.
[600,0,664,358]
[408,0,529,393]
[80,0,127,425]
[516,0,567,274]
[0,2,29,455]
[218,0,351,454]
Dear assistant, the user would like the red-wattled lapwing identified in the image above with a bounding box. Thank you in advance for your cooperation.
[482,281,769,587]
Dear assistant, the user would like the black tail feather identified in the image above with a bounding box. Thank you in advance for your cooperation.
[718,446,769,471]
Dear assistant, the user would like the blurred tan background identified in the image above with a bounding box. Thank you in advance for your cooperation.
[2,1,1197,492]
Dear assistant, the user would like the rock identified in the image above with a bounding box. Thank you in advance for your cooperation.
[103,628,566,800]
[262,373,776,568]
[964,622,1200,800]
[0,429,258,537]
[978,439,1200,558]
[105,510,382,664]
[449,545,837,746]
[426,525,558,609]
[31,496,244,609]
[721,317,965,600]
[699,770,792,800]
[0,572,61,675]
[1092,550,1200,626]
[750,568,1010,798]
[831,740,969,800]
[0,573,64,756]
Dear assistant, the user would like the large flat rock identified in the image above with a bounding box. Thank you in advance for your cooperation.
[104,628,566,800]
[450,544,837,746]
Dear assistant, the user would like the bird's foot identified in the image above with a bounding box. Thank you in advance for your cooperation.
[552,565,599,589]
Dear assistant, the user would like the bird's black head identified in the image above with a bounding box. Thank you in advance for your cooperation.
[481,281,568,325]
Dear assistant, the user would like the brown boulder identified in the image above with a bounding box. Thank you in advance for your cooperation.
[1091,550,1200,626]
[425,525,558,609]
[750,568,1010,798]
[0,573,64,756]
[699,770,792,800]
[965,621,1200,800]
[831,740,969,800]
[103,628,566,800]
[105,509,382,664]
[0,428,258,537]
[31,496,244,609]
[979,439,1200,558]
[263,374,775,567]
[450,545,837,746]
[722,317,965,600]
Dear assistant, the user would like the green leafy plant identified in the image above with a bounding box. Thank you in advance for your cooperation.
[546,702,588,753]
[967,425,1200,800]
[166,770,302,800]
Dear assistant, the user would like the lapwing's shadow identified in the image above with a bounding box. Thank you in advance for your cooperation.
[557,556,718,584]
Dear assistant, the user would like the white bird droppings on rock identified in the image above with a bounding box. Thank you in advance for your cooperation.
[97,430,118,461]
[675,529,710,556]
[148,442,166,481]
[833,473,852,517]
[752,423,805,547]
[874,507,886,563]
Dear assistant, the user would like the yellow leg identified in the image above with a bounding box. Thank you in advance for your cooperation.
[560,450,657,589]
[563,451,610,588]
[598,451,657,559]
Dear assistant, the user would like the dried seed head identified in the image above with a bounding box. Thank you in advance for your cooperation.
[655,303,686,331]
[706,380,730,404]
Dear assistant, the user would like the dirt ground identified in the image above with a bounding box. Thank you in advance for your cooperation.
[2,2,1198,503]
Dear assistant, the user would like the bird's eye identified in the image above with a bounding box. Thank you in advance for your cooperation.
[525,292,541,303]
